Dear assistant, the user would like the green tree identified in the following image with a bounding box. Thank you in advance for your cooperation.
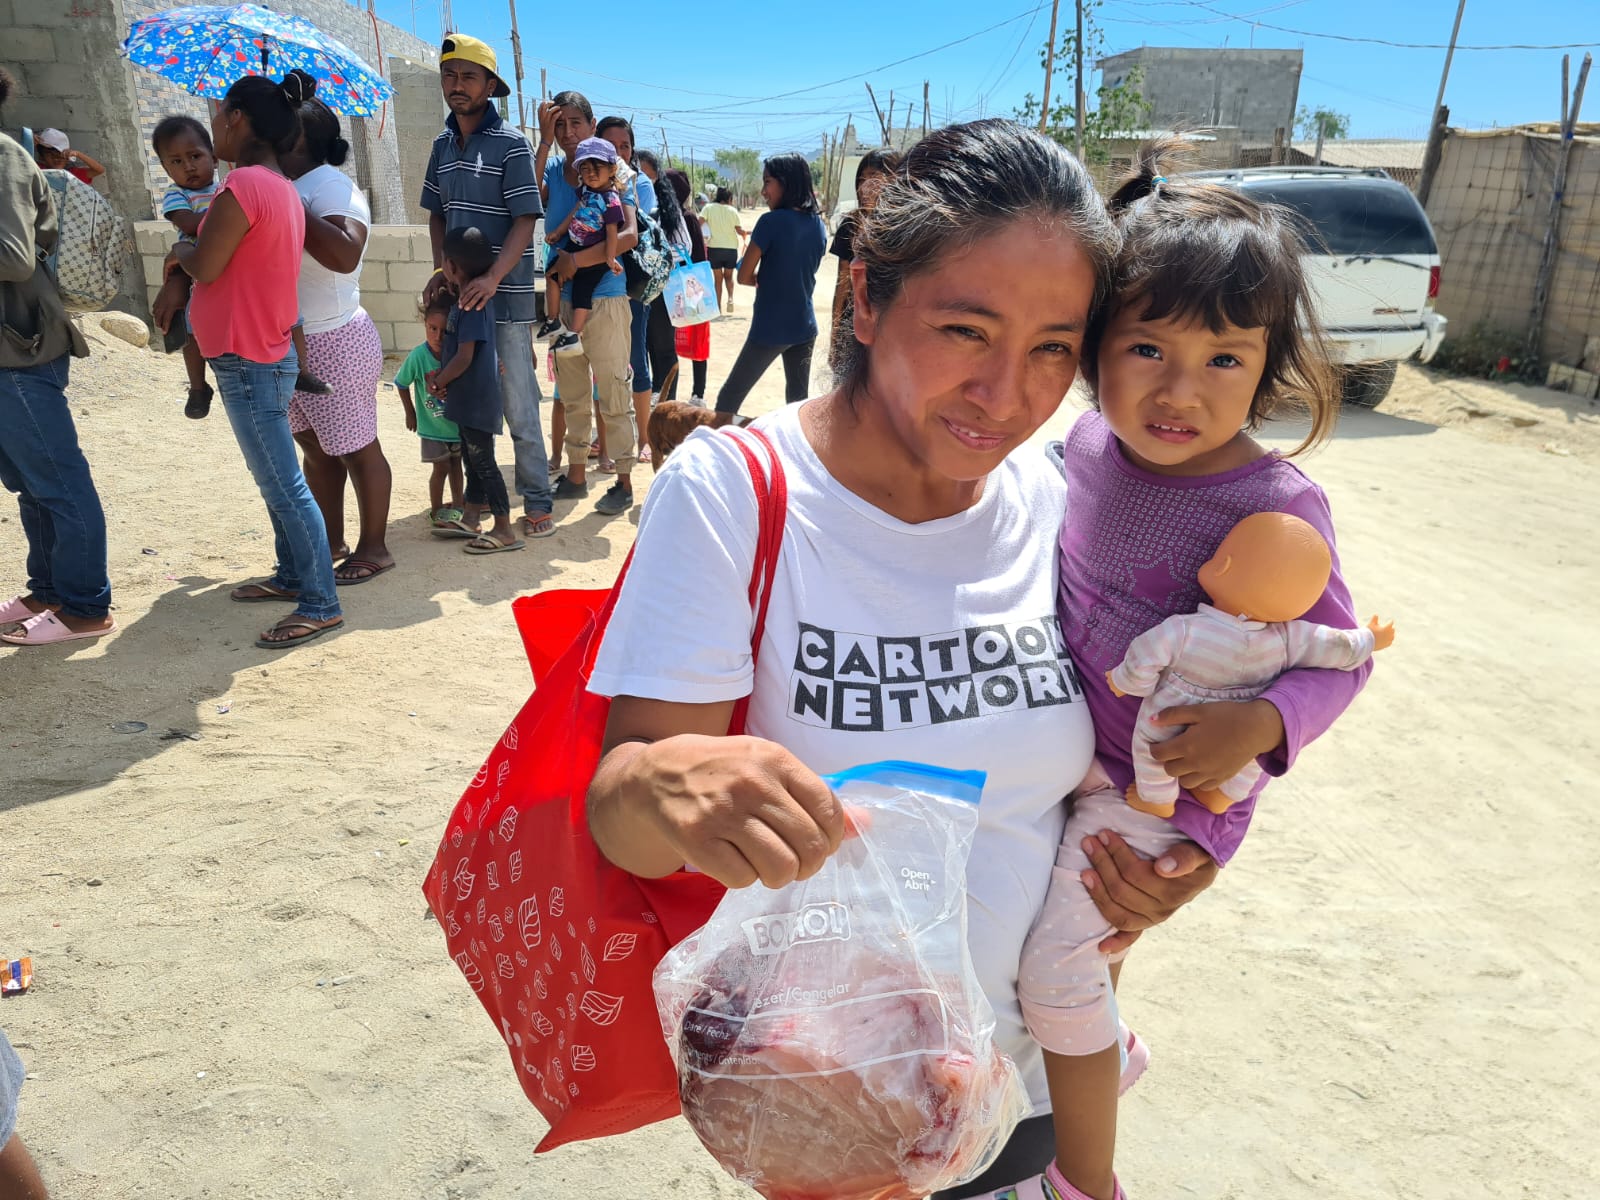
[663,154,721,196]
[1294,105,1351,141]
[1013,0,1154,164]
[714,147,762,203]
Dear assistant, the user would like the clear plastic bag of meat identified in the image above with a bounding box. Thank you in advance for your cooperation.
[653,760,1029,1200]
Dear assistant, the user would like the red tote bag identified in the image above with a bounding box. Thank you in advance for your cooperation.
[422,429,786,1152]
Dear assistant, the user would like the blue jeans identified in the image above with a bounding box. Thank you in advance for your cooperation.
[211,352,341,622]
[495,321,552,516]
[0,355,112,619]
[628,298,651,391]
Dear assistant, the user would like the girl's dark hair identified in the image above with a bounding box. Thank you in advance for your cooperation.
[297,96,349,167]
[840,118,1118,393]
[666,169,706,261]
[596,115,635,163]
[714,185,732,205]
[152,114,212,156]
[855,147,901,193]
[1082,139,1339,455]
[422,291,454,319]
[763,152,818,215]
[223,69,314,155]
[443,226,495,279]
[551,90,593,124]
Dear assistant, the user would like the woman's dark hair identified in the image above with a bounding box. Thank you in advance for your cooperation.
[0,67,14,113]
[653,166,688,246]
[714,185,732,205]
[855,147,901,194]
[840,118,1118,393]
[762,152,818,215]
[596,115,635,163]
[551,90,593,124]
[636,149,659,174]
[222,69,314,155]
[1081,138,1338,455]
[666,169,706,261]
[443,226,495,279]
[152,114,212,156]
[297,96,349,167]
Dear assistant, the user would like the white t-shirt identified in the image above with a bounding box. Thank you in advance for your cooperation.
[589,403,1096,1110]
[293,164,371,335]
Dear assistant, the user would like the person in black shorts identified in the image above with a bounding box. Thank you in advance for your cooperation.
[700,185,747,313]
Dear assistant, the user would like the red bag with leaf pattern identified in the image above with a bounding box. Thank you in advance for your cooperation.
[422,428,786,1152]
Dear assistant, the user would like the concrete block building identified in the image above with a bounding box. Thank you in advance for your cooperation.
[1098,47,1303,149]
[3,0,446,315]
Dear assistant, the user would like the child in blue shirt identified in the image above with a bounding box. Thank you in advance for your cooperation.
[428,228,522,554]
[536,136,625,357]
[394,294,465,530]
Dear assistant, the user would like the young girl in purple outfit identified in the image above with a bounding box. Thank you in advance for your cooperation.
[1007,144,1368,1200]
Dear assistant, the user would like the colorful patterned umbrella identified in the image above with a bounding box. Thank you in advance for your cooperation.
[122,3,394,118]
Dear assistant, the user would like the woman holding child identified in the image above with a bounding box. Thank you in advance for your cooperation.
[281,93,396,586]
[584,120,1219,1197]
[166,70,342,650]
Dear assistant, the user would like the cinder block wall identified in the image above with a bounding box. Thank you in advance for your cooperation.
[3,0,156,318]
[1099,47,1302,148]
[136,220,435,354]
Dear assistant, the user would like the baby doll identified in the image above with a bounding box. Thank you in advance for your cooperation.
[1110,511,1396,818]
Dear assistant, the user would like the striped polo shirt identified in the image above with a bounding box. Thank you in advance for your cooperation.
[420,104,544,324]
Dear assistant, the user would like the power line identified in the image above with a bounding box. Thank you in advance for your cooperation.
[1167,1,1600,50]
[650,2,1053,115]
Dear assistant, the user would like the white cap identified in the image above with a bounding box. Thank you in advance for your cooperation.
[36,128,70,152]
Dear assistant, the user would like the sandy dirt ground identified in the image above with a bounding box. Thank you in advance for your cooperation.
[3,241,1597,1199]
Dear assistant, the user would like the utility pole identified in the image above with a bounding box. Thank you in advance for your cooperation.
[1416,0,1467,206]
[865,82,890,143]
[923,80,930,137]
[1073,0,1085,158]
[1527,53,1591,363]
[506,0,527,131]
[1039,0,1061,133]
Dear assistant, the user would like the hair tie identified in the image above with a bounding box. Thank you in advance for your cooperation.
[1151,175,1168,195]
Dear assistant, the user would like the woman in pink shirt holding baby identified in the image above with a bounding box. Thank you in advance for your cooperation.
[164,69,343,650]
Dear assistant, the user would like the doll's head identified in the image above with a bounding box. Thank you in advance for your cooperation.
[1198,511,1331,623]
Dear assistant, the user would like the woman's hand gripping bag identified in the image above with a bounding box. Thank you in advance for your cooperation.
[653,761,1029,1200]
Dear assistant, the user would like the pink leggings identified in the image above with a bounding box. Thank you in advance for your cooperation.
[1017,770,1188,1055]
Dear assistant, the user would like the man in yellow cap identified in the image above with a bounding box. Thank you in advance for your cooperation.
[421,34,557,538]
[438,34,509,99]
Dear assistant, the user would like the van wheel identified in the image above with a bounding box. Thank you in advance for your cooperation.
[1341,361,1398,408]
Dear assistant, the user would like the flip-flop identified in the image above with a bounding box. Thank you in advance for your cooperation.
[0,610,115,646]
[430,518,481,539]
[230,581,300,603]
[1,594,38,624]
[334,558,396,586]
[596,456,617,475]
[255,616,343,650]
[1119,1024,1149,1097]
[463,535,526,555]
[431,507,465,527]
[523,514,556,539]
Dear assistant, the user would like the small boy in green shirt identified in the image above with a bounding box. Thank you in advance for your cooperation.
[394,296,467,529]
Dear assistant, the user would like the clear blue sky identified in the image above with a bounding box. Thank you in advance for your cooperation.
[370,0,1598,155]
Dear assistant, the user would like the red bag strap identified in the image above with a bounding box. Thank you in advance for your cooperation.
[584,427,788,718]
[726,428,786,733]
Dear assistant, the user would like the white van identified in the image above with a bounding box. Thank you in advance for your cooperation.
[1187,166,1447,407]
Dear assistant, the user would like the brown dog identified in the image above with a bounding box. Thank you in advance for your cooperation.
[647,401,719,471]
